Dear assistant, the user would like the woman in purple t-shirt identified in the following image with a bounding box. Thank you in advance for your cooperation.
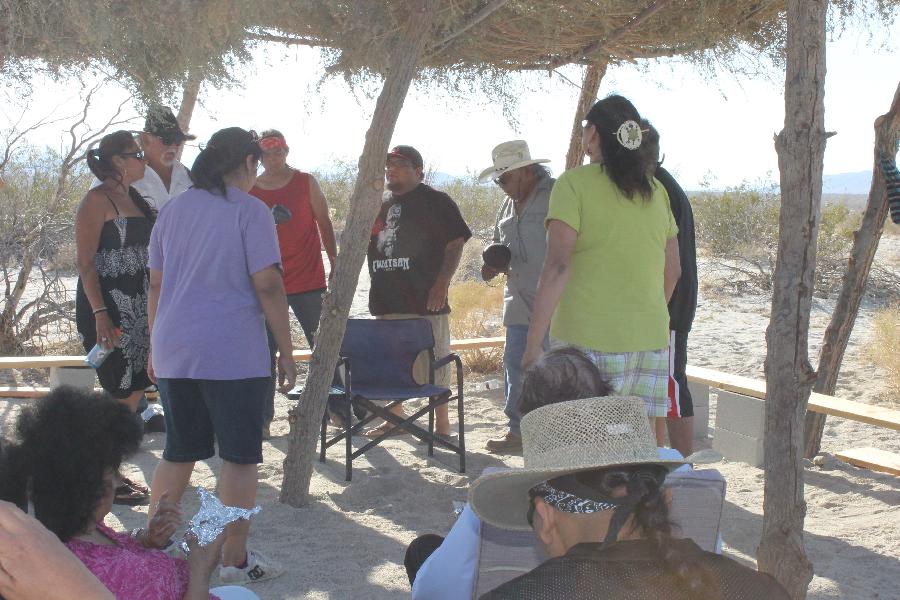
[146,127,297,585]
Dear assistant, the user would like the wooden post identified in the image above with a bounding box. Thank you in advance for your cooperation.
[175,71,203,161]
[280,0,440,507]
[564,60,607,170]
[758,1,825,597]
[804,82,900,458]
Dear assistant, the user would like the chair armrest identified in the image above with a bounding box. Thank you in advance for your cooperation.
[432,353,462,371]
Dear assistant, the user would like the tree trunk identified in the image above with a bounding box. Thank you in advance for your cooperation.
[280,0,440,506]
[175,72,203,161]
[565,60,607,170]
[758,1,826,598]
[803,82,900,458]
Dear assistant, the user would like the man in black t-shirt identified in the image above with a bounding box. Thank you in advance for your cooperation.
[642,122,699,457]
[366,145,472,439]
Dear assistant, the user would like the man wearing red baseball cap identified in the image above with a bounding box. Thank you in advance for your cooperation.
[366,145,472,440]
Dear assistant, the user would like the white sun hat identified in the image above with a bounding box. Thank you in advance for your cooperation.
[468,396,685,530]
[477,140,550,183]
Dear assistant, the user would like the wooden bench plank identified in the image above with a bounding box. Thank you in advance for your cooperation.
[0,386,52,398]
[0,356,85,369]
[835,447,900,476]
[1,338,507,371]
[686,365,900,432]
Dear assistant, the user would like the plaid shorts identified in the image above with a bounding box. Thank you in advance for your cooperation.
[573,345,669,418]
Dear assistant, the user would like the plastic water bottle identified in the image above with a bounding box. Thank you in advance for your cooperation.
[85,329,120,369]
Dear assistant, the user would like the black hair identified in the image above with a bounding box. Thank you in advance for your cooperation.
[517,346,613,416]
[191,127,262,197]
[0,386,142,542]
[640,118,661,170]
[584,95,654,201]
[568,465,717,598]
[85,130,156,223]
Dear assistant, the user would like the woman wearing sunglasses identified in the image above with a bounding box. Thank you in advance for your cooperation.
[76,130,156,504]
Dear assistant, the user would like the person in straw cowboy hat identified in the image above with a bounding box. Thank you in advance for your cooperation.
[478,140,555,454]
[470,396,789,599]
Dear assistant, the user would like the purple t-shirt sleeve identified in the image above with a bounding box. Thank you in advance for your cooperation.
[148,208,165,270]
[243,197,282,276]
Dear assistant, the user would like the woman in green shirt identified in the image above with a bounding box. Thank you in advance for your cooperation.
[522,95,681,442]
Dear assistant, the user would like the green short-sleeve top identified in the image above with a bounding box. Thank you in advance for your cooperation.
[546,163,677,353]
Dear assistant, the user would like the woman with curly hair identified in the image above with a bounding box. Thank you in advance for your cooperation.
[77,130,156,505]
[0,386,258,600]
[522,95,681,443]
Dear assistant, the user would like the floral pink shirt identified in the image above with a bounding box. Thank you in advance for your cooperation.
[66,522,218,600]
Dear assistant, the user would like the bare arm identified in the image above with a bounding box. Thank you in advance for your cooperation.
[75,191,118,349]
[521,219,578,368]
[0,501,114,600]
[309,176,337,277]
[664,236,681,302]
[252,265,297,391]
[147,269,162,382]
[427,237,467,312]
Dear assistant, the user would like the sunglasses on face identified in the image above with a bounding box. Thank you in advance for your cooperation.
[493,171,513,186]
[119,150,145,161]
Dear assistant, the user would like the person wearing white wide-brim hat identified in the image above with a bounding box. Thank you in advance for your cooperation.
[470,396,790,600]
[478,140,555,455]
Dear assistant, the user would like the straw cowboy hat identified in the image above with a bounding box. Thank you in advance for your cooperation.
[477,140,550,183]
[468,397,685,530]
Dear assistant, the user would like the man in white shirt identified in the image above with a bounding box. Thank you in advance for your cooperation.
[135,106,195,209]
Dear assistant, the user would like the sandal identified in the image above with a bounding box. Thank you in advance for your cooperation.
[114,477,150,506]
[364,423,408,439]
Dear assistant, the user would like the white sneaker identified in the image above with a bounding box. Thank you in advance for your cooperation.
[219,549,284,584]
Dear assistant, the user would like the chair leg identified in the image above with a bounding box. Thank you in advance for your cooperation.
[345,394,353,481]
[319,411,327,463]
[457,389,466,473]
[428,398,435,457]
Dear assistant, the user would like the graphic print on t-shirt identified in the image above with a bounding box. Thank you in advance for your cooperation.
[371,202,410,271]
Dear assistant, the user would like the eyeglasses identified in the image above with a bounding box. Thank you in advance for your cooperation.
[493,171,513,186]
[119,150,145,161]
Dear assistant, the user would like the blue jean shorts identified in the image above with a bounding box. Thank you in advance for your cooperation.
[157,377,268,464]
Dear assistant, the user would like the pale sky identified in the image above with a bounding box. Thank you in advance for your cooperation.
[5,19,897,190]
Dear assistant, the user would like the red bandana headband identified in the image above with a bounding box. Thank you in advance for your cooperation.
[259,136,289,151]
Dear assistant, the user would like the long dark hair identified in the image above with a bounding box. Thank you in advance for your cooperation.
[85,130,156,223]
[191,127,261,197]
[584,95,654,201]
[570,465,717,597]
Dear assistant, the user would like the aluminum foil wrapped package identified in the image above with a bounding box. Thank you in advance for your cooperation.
[181,487,261,553]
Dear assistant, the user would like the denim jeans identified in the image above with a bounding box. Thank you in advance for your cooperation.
[503,324,549,436]
[264,288,326,426]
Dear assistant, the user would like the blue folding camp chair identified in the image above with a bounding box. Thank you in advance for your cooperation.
[319,318,465,481]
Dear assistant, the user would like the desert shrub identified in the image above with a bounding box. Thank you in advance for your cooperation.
[692,185,873,295]
[439,173,505,242]
[312,159,356,229]
[448,279,504,373]
[866,305,900,404]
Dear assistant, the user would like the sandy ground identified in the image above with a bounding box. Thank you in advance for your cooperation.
[2,245,899,598]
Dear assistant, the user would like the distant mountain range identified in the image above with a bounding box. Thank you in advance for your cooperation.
[822,171,872,195]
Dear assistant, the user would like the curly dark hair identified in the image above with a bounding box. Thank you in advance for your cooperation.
[517,346,614,416]
[0,386,142,542]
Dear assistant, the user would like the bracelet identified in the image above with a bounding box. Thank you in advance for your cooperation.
[93,307,108,315]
